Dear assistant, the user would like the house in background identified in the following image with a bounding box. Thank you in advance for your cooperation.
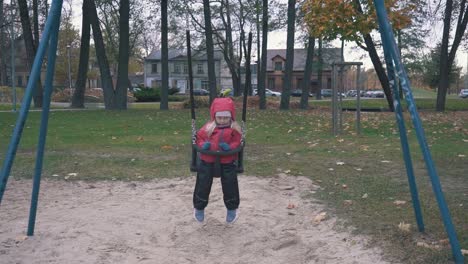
[144,49,233,93]
[265,48,341,94]
[144,48,338,95]
[1,35,44,88]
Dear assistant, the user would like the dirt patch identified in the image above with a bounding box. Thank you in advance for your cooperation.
[0,175,390,264]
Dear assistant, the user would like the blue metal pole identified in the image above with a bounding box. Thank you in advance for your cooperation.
[0,0,64,205]
[27,5,62,236]
[374,1,464,262]
[379,22,425,232]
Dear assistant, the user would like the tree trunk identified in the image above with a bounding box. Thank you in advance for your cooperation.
[113,0,129,109]
[362,33,394,111]
[71,0,91,108]
[258,0,268,109]
[437,0,468,111]
[18,0,43,108]
[256,0,260,96]
[89,0,114,108]
[33,0,39,49]
[0,0,6,85]
[203,0,217,104]
[222,0,241,96]
[244,32,252,97]
[160,0,168,110]
[353,0,393,110]
[279,0,295,110]
[315,37,322,100]
[300,36,315,109]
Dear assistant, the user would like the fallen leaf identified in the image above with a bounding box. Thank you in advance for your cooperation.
[137,136,144,141]
[313,212,327,223]
[343,200,353,206]
[15,236,28,243]
[68,173,78,176]
[362,193,368,199]
[287,203,296,209]
[355,168,362,171]
[439,239,449,245]
[284,170,291,174]
[398,222,411,232]
[336,161,345,165]
[381,160,391,163]
[161,145,173,150]
[416,241,441,250]
[328,168,334,171]
[111,136,117,140]
[342,184,348,189]
[458,154,466,158]
[394,200,407,206]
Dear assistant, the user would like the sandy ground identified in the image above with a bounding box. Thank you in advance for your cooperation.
[0,175,391,264]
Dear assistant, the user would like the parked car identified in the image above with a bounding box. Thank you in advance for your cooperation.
[321,89,332,97]
[254,88,281,96]
[193,88,209,96]
[290,89,302,97]
[265,89,281,96]
[346,90,357,97]
[459,89,468,98]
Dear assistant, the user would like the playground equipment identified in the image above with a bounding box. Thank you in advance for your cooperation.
[373,1,464,262]
[0,0,463,262]
[331,62,363,136]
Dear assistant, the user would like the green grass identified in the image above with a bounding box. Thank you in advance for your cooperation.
[1,105,467,263]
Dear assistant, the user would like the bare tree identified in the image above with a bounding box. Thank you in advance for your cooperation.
[436,0,468,111]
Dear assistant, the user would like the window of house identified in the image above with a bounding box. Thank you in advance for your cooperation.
[268,78,275,89]
[174,63,180,74]
[274,61,283,71]
[17,76,23,87]
[151,63,158,73]
[297,78,303,89]
[201,80,209,90]
[183,63,188,74]
[197,63,204,74]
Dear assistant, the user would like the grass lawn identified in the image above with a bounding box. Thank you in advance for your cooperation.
[0,100,467,263]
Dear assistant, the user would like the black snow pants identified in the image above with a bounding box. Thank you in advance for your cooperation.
[193,160,240,210]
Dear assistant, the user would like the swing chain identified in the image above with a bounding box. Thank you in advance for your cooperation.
[241,120,246,145]
[191,119,197,145]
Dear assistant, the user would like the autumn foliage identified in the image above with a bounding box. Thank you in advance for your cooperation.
[302,0,418,40]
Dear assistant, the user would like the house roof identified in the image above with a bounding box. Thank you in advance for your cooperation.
[145,49,224,61]
[266,48,341,71]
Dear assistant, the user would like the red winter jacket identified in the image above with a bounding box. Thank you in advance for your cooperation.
[196,98,242,164]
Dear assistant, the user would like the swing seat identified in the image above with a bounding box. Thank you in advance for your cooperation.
[190,144,245,174]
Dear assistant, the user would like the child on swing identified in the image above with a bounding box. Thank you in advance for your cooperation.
[193,97,242,223]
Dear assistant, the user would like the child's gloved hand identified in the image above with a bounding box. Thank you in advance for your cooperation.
[202,142,211,150]
[219,142,231,151]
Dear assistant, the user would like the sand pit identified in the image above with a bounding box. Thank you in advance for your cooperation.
[0,175,389,263]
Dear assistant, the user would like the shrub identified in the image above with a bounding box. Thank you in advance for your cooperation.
[134,87,160,102]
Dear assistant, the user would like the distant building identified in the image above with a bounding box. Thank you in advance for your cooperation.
[144,49,233,93]
[265,48,341,93]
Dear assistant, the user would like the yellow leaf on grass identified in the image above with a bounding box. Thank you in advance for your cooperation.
[398,222,411,232]
[313,212,327,223]
[394,200,407,206]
